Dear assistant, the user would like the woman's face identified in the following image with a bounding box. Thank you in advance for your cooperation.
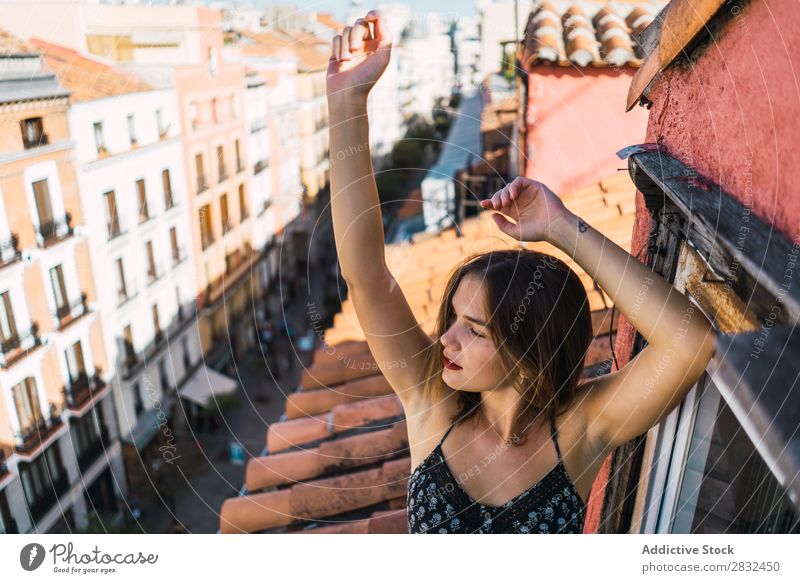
[439,275,512,393]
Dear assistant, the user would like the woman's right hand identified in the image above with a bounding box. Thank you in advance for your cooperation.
[326,10,393,102]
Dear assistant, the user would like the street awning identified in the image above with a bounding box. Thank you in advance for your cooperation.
[122,394,175,450]
[178,365,238,407]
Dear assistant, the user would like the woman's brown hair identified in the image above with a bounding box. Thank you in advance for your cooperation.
[421,249,593,434]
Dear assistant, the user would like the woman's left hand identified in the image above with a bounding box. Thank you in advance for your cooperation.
[480,177,573,243]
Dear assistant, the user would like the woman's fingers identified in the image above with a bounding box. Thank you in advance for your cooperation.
[350,18,370,51]
[365,10,392,46]
[331,35,341,61]
[340,26,352,59]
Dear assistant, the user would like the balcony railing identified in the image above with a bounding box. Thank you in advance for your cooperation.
[52,292,89,330]
[253,159,268,175]
[0,233,21,267]
[236,160,245,174]
[27,470,69,524]
[118,301,196,379]
[62,369,106,411]
[117,283,138,307]
[196,176,209,195]
[13,403,63,454]
[36,212,73,248]
[0,323,41,368]
[218,168,228,183]
[23,133,49,149]
[146,263,164,285]
[76,425,109,473]
[171,246,186,267]
[106,216,126,240]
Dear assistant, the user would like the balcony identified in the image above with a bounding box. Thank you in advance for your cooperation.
[52,292,89,331]
[196,176,209,195]
[76,425,109,473]
[158,124,171,140]
[171,246,186,267]
[119,301,196,379]
[35,212,73,248]
[23,133,49,149]
[14,403,64,455]
[236,160,245,174]
[0,233,21,267]
[27,470,69,524]
[146,263,164,286]
[218,168,229,183]
[258,199,272,217]
[204,243,255,308]
[253,159,268,175]
[106,216,126,241]
[117,284,138,307]
[0,323,42,368]
[62,370,106,411]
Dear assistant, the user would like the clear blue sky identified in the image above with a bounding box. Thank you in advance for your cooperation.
[254,1,477,21]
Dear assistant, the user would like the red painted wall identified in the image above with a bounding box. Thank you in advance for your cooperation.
[524,67,649,195]
[585,0,800,533]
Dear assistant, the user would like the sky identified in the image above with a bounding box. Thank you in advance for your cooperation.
[253,0,478,21]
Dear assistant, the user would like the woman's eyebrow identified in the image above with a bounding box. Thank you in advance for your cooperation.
[452,301,488,327]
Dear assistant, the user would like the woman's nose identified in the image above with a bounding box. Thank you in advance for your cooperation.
[441,327,459,350]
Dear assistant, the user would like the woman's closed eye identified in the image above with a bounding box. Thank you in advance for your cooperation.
[468,327,484,338]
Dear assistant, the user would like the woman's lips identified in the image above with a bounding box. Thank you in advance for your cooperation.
[444,356,462,370]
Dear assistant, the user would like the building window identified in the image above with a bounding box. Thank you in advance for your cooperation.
[136,179,149,223]
[132,381,143,416]
[18,445,67,523]
[669,374,799,533]
[93,121,107,155]
[159,358,169,393]
[115,258,128,305]
[211,98,219,124]
[145,241,157,283]
[123,324,135,367]
[199,205,214,250]
[0,290,19,348]
[170,227,180,265]
[104,190,121,239]
[162,169,174,209]
[20,117,47,149]
[49,264,68,318]
[156,108,168,138]
[152,304,162,343]
[217,145,226,182]
[208,46,218,77]
[32,179,54,228]
[189,101,199,130]
[195,153,207,193]
[238,184,248,220]
[12,377,42,434]
[126,114,137,146]
[182,336,191,371]
[234,139,243,172]
[220,194,230,234]
[64,340,87,386]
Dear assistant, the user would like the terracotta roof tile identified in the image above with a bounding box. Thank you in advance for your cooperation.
[220,457,410,533]
[247,421,408,491]
[30,39,152,101]
[266,394,403,454]
[296,508,407,534]
[285,374,395,419]
[299,350,378,389]
[519,0,664,69]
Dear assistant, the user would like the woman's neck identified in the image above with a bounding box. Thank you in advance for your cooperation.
[478,388,541,442]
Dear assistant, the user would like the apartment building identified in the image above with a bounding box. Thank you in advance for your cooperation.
[0,31,122,534]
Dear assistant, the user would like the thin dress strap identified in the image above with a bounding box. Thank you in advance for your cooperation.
[438,420,457,448]
[549,412,564,465]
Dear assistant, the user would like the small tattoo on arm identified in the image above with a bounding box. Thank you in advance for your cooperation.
[578,219,589,233]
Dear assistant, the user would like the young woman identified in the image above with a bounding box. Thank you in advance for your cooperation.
[326,11,717,534]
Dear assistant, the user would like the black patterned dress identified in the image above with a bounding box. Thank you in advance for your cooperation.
[406,412,586,533]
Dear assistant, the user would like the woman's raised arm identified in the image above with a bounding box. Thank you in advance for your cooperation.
[326,12,436,410]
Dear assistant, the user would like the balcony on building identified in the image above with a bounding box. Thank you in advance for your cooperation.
[52,292,89,331]
[62,369,106,412]
[35,212,73,249]
[0,233,21,268]
[13,403,64,455]
[0,323,42,368]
